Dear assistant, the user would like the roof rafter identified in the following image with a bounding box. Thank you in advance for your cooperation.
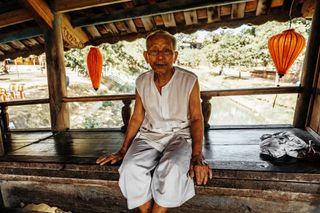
[89,8,300,46]
[53,0,132,13]
[72,0,253,27]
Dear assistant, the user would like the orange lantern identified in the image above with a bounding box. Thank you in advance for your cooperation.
[268,29,306,78]
[87,47,103,90]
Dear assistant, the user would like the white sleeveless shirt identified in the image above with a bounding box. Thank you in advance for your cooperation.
[135,66,197,151]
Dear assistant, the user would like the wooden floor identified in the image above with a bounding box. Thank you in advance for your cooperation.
[1,127,319,172]
[0,127,320,213]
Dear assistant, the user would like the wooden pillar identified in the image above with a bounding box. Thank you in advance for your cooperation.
[44,13,70,132]
[121,99,132,133]
[293,1,320,129]
[201,96,212,131]
[0,105,8,156]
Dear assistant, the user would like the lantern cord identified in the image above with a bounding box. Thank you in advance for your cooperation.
[273,75,281,108]
[289,0,295,29]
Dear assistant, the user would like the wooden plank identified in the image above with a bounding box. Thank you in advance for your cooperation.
[294,1,320,128]
[184,11,198,25]
[161,13,177,27]
[126,19,137,33]
[245,0,257,12]
[231,2,246,19]
[44,13,70,132]
[0,9,32,29]
[86,25,102,38]
[256,0,272,16]
[220,5,232,16]
[54,0,131,13]
[271,0,284,7]
[35,36,45,44]
[114,22,130,33]
[153,15,164,26]
[108,23,119,34]
[9,41,26,50]
[207,6,220,23]
[133,18,144,28]
[0,42,13,52]
[22,38,40,47]
[141,16,154,31]
[72,0,252,27]
[20,0,54,29]
[0,27,43,45]
[96,24,113,35]
[174,12,185,24]
[302,0,316,19]
[197,8,208,19]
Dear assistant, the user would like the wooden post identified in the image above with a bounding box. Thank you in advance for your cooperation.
[0,105,8,155]
[44,13,70,132]
[293,1,320,129]
[121,99,132,133]
[201,96,212,131]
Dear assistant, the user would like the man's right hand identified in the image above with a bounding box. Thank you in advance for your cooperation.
[96,149,126,166]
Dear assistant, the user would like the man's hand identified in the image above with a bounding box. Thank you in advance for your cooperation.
[189,155,213,185]
[96,149,126,166]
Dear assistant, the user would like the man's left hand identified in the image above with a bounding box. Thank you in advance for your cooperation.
[189,155,213,185]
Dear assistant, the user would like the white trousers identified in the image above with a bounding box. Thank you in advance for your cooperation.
[118,135,195,209]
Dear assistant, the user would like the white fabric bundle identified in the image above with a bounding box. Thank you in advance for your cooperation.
[260,131,309,158]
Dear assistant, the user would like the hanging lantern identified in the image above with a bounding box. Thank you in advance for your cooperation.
[87,47,103,90]
[268,29,306,78]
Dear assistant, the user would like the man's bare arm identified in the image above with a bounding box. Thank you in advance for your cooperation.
[188,79,213,185]
[96,90,145,165]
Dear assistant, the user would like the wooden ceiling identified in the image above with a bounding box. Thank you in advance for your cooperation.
[0,0,315,61]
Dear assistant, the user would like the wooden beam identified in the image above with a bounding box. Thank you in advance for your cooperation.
[44,13,70,132]
[0,27,43,44]
[53,0,131,13]
[0,9,33,29]
[20,0,54,29]
[72,0,253,27]
[293,0,320,129]
[0,46,44,61]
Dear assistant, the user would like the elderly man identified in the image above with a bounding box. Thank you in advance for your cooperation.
[96,30,212,213]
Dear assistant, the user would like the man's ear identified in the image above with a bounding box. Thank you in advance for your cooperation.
[173,51,179,63]
[143,51,149,63]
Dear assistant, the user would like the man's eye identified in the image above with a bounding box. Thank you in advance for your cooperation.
[163,49,173,55]
[149,50,158,56]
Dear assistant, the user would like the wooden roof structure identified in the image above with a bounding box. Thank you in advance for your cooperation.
[0,0,316,61]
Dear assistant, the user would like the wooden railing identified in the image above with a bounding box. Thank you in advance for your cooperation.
[0,86,303,134]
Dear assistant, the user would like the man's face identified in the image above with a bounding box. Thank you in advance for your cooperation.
[144,34,178,75]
